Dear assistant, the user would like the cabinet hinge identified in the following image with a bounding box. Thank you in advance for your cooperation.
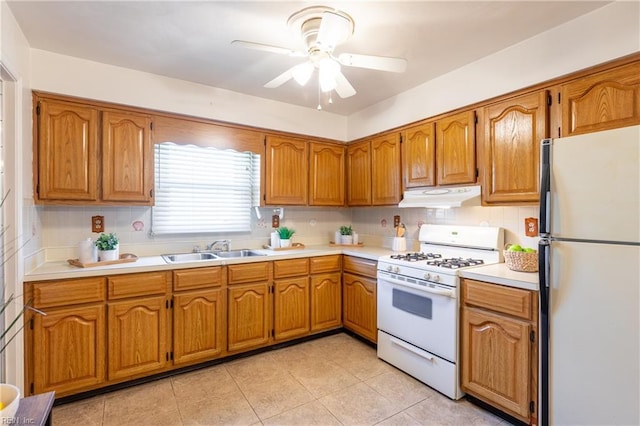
[474,111,478,124]
[530,401,535,413]
[530,330,535,342]
[271,329,275,338]
[547,94,552,106]
[557,93,561,104]
[30,383,34,394]
[264,136,267,146]
[399,133,403,144]
[166,300,169,309]
[475,168,479,178]
[166,352,169,361]
[30,318,34,330]
[263,194,266,201]
[150,122,154,130]
[170,351,174,360]
[150,189,154,198]
[171,300,174,308]
[558,127,561,138]
[36,105,41,115]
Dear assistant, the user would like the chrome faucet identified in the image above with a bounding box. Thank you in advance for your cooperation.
[207,240,231,252]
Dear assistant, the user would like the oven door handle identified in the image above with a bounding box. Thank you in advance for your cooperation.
[390,337,435,361]
[378,274,456,298]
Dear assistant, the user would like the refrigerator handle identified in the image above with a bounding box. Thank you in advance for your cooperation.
[538,239,550,312]
[538,238,550,426]
[539,138,552,234]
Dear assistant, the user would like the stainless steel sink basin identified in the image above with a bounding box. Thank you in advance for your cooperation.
[162,252,218,263]
[214,249,265,258]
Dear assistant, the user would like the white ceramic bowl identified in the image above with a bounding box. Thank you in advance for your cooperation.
[0,383,21,420]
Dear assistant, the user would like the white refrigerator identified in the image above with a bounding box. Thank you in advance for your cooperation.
[538,125,640,425]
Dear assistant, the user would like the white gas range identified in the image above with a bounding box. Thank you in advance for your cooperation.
[377,224,504,400]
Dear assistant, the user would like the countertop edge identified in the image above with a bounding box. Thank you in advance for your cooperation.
[460,263,539,291]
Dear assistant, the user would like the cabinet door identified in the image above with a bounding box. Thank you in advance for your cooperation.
[36,99,99,201]
[436,110,477,185]
[265,135,308,205]
[346,140,372,206]
[342,272,377,342]
[371,133,402,205]
[561,61,640,137]
[402,122,436,189]
[173,288,225,365]
[310,272,342,332]
[481,91,548,204]
[102,110,153,203]
[461,306,531,420]
[33,305,105,395]
[309,142,345,206]
[227,282,271,352]
[273,277,310,341]
[108,296,168,380]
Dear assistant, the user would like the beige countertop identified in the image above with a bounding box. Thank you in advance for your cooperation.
[24,244,395,282]
[460,263,539,291]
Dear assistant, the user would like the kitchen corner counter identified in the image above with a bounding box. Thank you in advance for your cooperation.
[460,263,539,291]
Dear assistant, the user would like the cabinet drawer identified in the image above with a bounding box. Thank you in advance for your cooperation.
[310,255,342,274]
[462,279,534,321]
[173,266,225,291]
[31,277,106,309]
[227,262,271,284]
[273,258,309,279]
[343,256,377,278]
[107,272,170,300]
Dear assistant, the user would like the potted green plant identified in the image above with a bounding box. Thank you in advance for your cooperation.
[339,225,353,245]
[276,227,295,248]
[95,232,119,261]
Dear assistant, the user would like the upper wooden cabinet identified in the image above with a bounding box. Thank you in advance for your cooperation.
[265,135,309,205]
[309,142,345,206]
[560,61,640,137]
[435,110,477,186]
[347,133,401,206]
[479,91,549,205]
[34,94,154,205]
[402,122,436,189]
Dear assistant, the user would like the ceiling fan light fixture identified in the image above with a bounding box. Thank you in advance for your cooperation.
[318,57,340,92]
[292,62,314,86]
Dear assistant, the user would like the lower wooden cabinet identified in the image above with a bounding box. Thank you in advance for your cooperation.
[460,278,538,424]
[310,272,341,332]
[227,282,271,352]
[273,277,310,341]
[342,256,377,342]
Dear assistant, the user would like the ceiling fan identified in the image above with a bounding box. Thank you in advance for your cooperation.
[231,5,407,100]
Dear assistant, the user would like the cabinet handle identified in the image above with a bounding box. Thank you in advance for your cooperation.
[390,337,434,361]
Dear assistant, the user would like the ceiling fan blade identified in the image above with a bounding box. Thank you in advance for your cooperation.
[334,71,356,99]
[317,11,353,50]
[264,66,295,89]
[231,40,305,58]
[338,52,407,73]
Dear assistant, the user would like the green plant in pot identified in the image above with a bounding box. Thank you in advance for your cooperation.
[95,233,119,261]
[276,227,295,248]
[339,225,353,244]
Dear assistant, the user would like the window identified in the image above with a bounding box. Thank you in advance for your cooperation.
[151,142,260,235]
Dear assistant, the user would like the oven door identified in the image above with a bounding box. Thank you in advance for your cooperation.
[377,270,457,362]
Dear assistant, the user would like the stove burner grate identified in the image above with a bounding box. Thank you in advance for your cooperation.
[426,257,485,269]
[389,252,442,262]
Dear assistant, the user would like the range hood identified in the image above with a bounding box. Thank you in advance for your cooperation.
[398,185,481,208]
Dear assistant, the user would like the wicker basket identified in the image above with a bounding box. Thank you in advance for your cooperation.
[503,244,538,272]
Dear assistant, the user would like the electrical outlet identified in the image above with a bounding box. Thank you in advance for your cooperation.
[92,215,104,233]
[525,217,538,237]
[272,214,280,228]
[393,215,401,228]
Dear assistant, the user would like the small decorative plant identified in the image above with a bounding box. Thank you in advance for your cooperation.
[276,227,295,240]
[339,225,353,236]
[95,233,119,251]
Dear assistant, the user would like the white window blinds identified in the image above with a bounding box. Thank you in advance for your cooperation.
[152,142,260,235]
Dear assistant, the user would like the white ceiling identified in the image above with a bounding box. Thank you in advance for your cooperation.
[8,1,609,116]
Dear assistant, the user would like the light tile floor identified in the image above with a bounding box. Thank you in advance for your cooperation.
[52,333,513,425]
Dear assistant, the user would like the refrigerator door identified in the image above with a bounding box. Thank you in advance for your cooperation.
[549,240,639,425]
[549,125,640,243]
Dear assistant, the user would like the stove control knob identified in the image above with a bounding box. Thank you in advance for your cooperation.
[424,273,432,280]
[433,275,441,282]
[386,265,393,272]
[394,266,401,274]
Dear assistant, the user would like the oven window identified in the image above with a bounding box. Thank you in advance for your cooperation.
[392,288,433,319]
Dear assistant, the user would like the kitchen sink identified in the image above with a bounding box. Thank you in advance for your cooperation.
[162,252,218,263]
[214,249,265,258]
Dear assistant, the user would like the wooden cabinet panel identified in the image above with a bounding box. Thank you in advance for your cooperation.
[309,255,342,274]
[273,258,309,279]
[371,133,402,205]
[480,91,548,204]
[436,110,477,185]
[342,272,377,342]
[173,289,225,365]
[227,262,271,284]
[173,266,224,292]
[227,282,271,352]
[461,306,531,419]
[273,277,310,341]
[36,99,99,201]
[107,296,168,380]
[265,135,308,205]
[463,279,534,321]
[561,61,640,137]
[310,272,341,332]
[32,276,106,309]
[309,142,345,206]
[33,305,106,395]
[101,110,153,203]
[346,140,372,206]
[107,271,170,300]
[402,122,436,189]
